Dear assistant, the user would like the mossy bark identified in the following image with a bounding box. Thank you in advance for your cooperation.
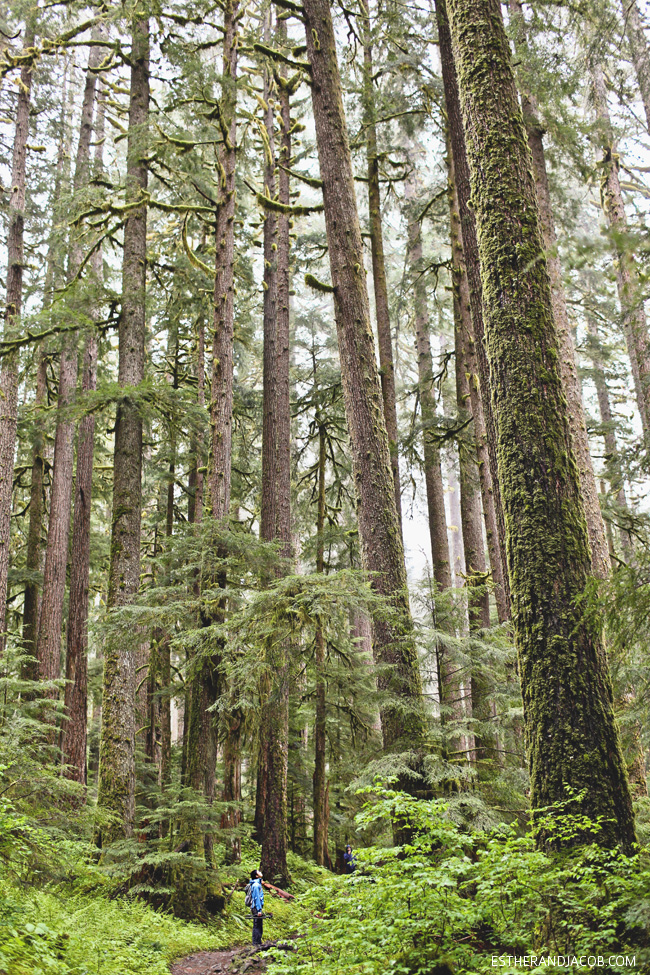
[97,14,150,844]
[508,0,610,580]
[0,23,34,656]
[446,0,636,849]
[303,0,424,764]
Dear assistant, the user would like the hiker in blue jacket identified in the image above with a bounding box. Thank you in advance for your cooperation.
[250,869,264,945]
[344,845,356,873]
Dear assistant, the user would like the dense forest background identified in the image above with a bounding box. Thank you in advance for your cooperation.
[2,0,650,972]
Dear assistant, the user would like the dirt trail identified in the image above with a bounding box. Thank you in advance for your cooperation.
[171,941,288,975]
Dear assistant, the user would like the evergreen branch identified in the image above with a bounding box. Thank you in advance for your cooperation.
[277,164,323,189]
[252,42,311,73]
[256,193,323,216]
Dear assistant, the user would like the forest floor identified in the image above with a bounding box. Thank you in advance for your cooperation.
[171,940,291,975]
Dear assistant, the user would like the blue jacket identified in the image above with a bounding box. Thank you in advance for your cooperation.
[250,878,264,913]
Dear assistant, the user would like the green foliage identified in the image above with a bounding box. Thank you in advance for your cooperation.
[267,786,650,975]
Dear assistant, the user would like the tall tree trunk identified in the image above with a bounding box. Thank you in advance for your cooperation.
[587,320,634,562]
[509,0,610,579]
[445,0,635,849]
[360,2,402,525]
[96,15,150,844]
[302,0,424,767]
[256,10,278,847]
[435,0,510,618]
[440,162,507,622]
[591,60,650,440]
[37,35,105,707]
[312,423,327,865]
[62,80,106,785]
[455,317,495,765]
[621,0,650,134]
[22,71,72,678]
[260,17,292,883]
[0,23,34,657]
[188,0,239,863]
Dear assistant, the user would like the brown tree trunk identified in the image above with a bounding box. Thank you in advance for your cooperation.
[22,75,72,678]
[312,423,327,865]
[302,0,424,765]
[509,0,610,579]
[360,3,402,525]
[445,0,635,850]
[260,17,292,883]
[62,83,106,782]
[0,23,34,657]
[435,0,510,620]
[591,60,650,441]
[96,15,150,844]
[256,11,278,847]
[587,319,634,562]
[37,36,105,709]
[621,0,650,134]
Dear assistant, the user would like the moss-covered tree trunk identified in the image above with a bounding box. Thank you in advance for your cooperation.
[97,14,150,844]
[591,60,650,441]
[302,0,424,764]
[446,0,635,848]
[435,0,510,621]
[0,23,34,657]
[508,0,610,579]
[360,2,402,526]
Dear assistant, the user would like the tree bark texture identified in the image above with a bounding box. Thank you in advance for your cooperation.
[312,423,327,866]
[259,19,292,882]
[587,319,634,562]
[37,37,105,700]
[508,0,610,579]
[445,0,636,850]
[361,3,402,526]
[440,155,509,622]
[62,74,105,779]
[591,60,650,442]
[0,25,34,656]
[22,81,72,678]
[303,0,424,759]
[209,0,239,521]
[97,16,150,843]
[435,0,510,619]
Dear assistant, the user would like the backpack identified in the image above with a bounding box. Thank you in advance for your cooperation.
[245,883,253,908]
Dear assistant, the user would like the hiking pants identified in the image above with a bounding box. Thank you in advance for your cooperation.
[253,915,263,945]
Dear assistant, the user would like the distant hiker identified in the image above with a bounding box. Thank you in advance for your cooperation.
[249,868,264,945]
[343,845,356,873]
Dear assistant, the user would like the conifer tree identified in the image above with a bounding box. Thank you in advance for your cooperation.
[445,0,635,849]
[97,10,150,843]
[302,0,424,766]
